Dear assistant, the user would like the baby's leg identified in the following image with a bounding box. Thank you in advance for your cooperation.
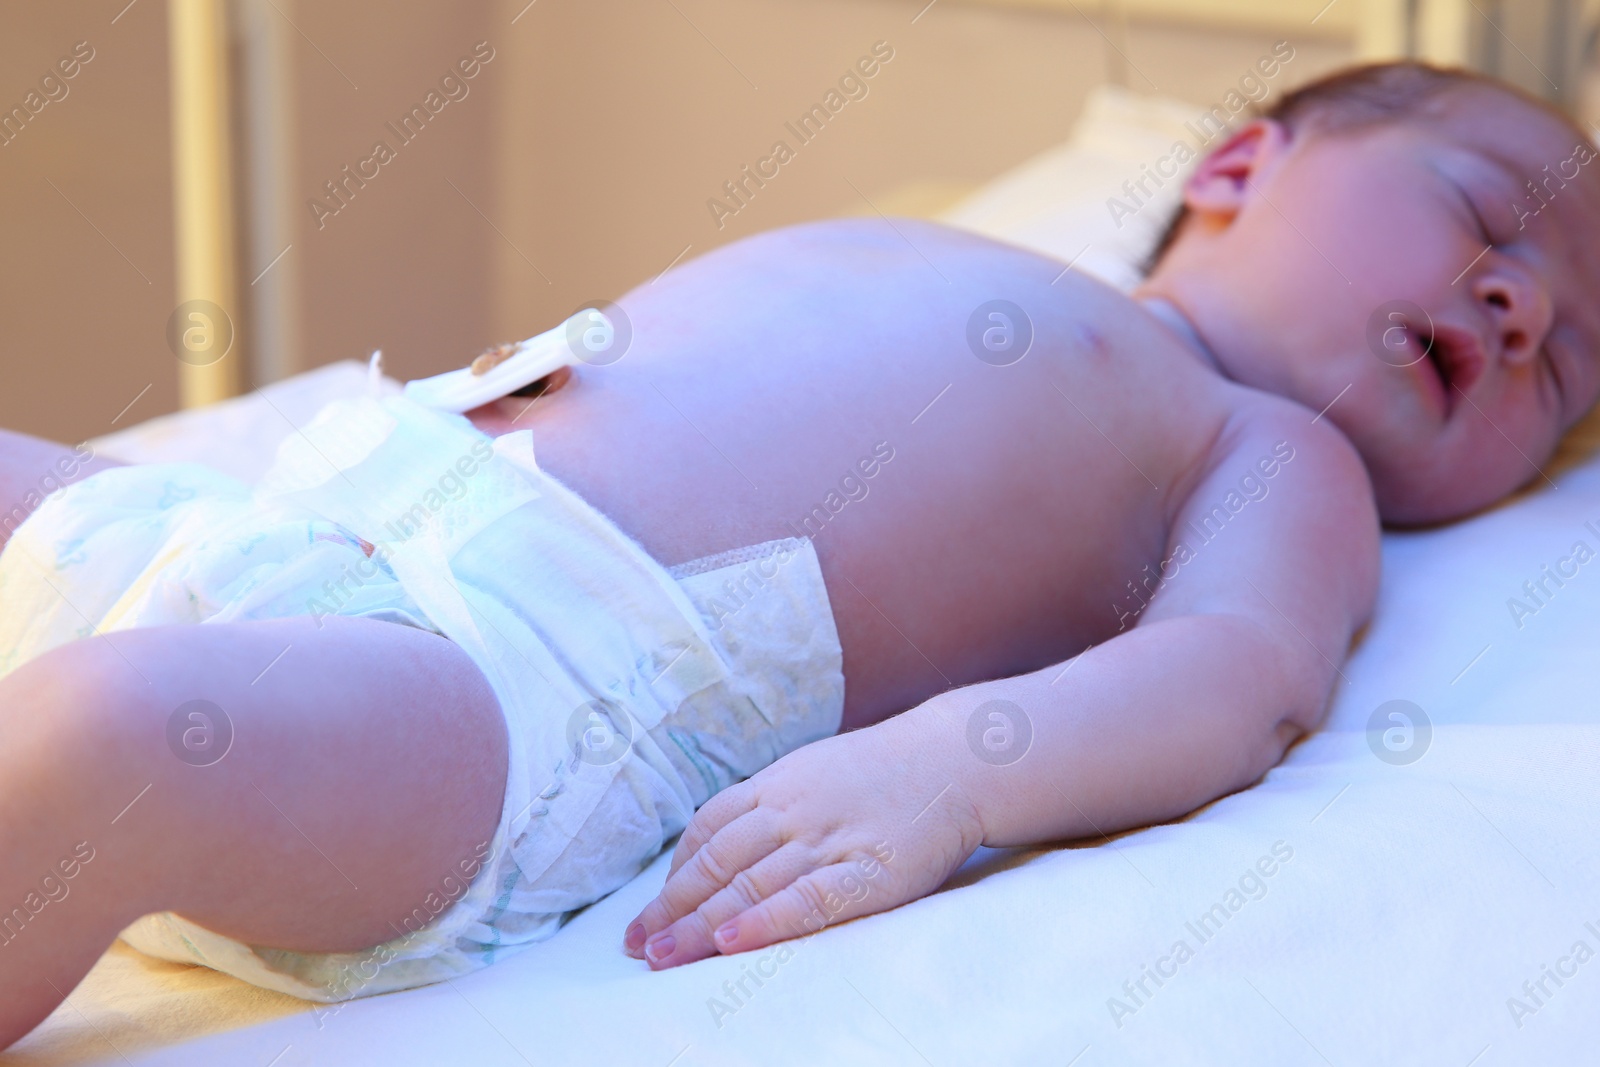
[0,427,122,554]
[0,614,507,1048]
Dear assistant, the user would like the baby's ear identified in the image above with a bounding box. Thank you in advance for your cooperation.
[1181,119,1292,222]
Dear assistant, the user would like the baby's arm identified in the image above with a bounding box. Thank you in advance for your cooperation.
[626,410,1379,969]
[938,414,1379,849]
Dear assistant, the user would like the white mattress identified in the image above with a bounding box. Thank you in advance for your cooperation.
[10,91,1600,1066]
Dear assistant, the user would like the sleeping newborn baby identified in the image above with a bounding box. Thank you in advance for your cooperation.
[2,61,1599,1043]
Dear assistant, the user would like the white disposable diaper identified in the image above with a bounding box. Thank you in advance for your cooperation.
[0,394,844,1001]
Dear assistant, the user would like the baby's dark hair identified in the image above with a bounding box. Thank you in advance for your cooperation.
[1142,60,1575,274]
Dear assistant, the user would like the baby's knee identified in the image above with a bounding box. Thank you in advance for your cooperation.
[0,636,191,916]
[3,633,176,773]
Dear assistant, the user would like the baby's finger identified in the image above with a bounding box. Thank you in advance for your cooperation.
[625,807,779,955]
[667,780,756,880]
[637,841,815,969]
[708,861,887,957]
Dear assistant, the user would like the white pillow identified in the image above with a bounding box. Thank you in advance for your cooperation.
[940,85,1215,290]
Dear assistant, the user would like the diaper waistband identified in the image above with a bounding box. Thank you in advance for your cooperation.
[668,536,844,761]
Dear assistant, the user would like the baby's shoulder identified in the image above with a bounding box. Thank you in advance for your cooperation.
[1185,385,1379,531]
[1215,384,1366,473]
[1163,386,1382,624]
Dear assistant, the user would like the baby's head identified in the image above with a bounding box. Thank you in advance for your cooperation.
[1140,62,1600,524]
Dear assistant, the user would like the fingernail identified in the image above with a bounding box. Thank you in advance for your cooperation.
[645,934,675,962]
[715,922,737,946]
[625,922,647,951]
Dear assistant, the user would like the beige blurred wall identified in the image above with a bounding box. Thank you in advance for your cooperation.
[2,0,1353,444]
[488,0,1353,343]
[0,2,177,445]
[0,0,502,444]
[285,0,499,386]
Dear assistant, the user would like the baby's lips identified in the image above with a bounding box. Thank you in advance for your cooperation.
[1429,323,1487,397]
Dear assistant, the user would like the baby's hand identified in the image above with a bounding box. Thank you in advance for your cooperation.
[623,719,984,968]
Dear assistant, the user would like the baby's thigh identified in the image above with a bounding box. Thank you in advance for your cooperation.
[0,427,120,553]
[7,613,508,954]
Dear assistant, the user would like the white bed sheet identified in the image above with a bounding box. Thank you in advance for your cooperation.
[8,91,1600,1066]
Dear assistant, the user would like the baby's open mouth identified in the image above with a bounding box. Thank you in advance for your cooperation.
[1410,324,1485,419]
[1413,329,1451,416]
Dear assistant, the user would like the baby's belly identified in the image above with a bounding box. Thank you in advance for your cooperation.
[470,219,1230,727]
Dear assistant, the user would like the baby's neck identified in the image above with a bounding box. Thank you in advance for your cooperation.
[1133,293,1224,375]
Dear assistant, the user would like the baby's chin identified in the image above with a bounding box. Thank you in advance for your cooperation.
[1373,485,1470,527]
[1314,393,1533,525]
[1368,455,1528,527]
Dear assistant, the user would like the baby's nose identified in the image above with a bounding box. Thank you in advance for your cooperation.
[1472,268,1552,366]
